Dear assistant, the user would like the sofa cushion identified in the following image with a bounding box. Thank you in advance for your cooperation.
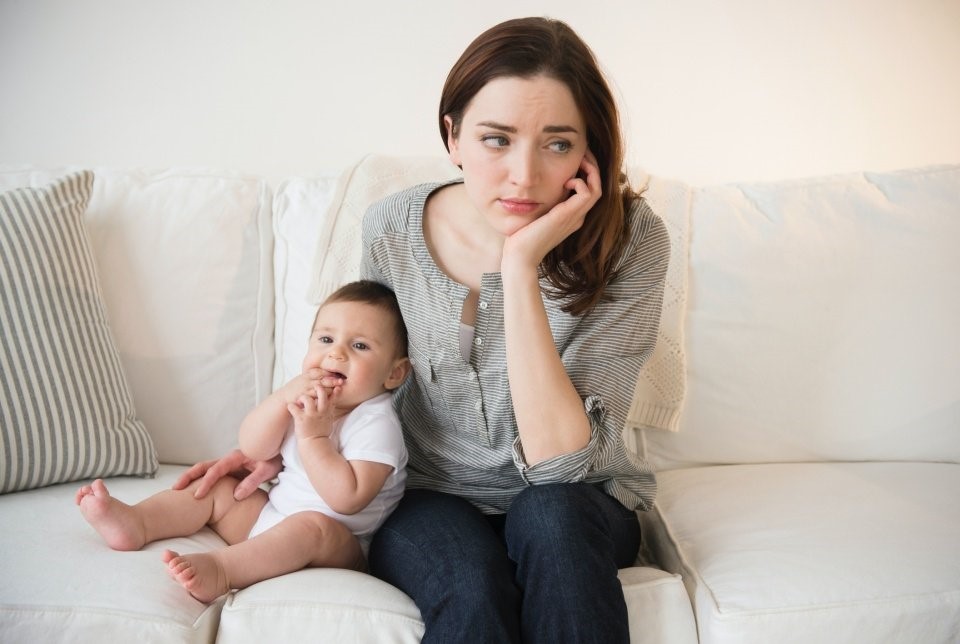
[0,466,225,643]
[642,164,960,468]
[625,173,692,436]
[216,561,697,644]
[0,167,274,465]
[0,172,157,492]
[640,462,960,643]
[271,174,339,391]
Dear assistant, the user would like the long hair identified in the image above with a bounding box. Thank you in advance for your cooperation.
[439,17,637,316]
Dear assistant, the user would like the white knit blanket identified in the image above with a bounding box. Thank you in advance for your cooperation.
[308,155,688,434]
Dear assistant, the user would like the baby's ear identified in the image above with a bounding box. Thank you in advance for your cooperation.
[384,357,411,390]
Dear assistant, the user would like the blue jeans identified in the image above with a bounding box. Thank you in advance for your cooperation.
[368,483,641,644]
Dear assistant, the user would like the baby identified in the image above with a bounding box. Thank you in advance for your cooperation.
[77,280,410,602]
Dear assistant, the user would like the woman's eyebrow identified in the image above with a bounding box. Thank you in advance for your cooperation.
[476,121,579,135]
[477,121,517,132]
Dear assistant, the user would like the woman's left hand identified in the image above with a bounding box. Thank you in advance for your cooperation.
[501,149,602,272]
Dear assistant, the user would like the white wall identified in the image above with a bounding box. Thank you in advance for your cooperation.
[2,0,958,185]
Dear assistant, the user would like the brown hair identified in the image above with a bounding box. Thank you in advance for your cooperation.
[439,17,637,316]
[314,280,408,357]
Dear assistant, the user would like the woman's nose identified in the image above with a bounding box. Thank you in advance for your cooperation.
[509,148,539,187]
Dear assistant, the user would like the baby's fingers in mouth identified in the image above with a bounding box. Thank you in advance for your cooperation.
[320,370,346,383]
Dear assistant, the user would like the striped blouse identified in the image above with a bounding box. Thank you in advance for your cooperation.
[360,180,670,513]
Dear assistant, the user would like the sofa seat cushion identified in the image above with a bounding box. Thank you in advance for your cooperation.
[0,464,698,643]
[216,568,424,643]
[216,561,697,644]
[0,466,226,643]
[640,462,960,643]
[215,569,699,644]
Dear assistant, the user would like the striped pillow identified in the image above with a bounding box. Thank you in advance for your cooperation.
[0,171,158,493]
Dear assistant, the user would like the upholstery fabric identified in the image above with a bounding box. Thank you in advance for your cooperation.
[643,164,960,468]
[271,174,339,390]
[0,172,157,492]
[641,462,960,643]
[0,466,225,643]
[0,166,275,465]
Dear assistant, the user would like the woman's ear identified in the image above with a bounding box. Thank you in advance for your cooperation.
[384,357,411,390]
[444,115,461,166]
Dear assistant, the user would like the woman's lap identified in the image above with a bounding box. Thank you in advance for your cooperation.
[368,483,639,644]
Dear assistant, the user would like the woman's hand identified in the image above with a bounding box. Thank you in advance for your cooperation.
[501,149,602,273]
[171,449,282,500]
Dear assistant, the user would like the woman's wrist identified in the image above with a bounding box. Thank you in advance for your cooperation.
[499,250,540,285]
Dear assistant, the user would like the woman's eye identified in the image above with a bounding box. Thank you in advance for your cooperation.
[481,135,509,149]
[353,342,369,351]
[548,140,573,153]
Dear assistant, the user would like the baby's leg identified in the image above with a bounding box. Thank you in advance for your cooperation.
[76,477,266,551]
[163,510,363,603]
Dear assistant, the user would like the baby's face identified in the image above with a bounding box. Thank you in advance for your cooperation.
[302,300,404,410]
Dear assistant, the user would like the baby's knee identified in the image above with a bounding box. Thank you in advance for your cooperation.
[292,511,362,568]
[291,511,347,542]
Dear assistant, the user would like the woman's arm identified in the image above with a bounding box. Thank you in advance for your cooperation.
[508,198,670,482]
[500,154,602,464]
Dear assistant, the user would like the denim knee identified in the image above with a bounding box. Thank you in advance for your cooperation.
[505,482,640,568]
[502,483,638,644]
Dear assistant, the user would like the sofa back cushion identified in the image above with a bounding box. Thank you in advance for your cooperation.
[641,165,960,469]
[271,174,340,391]
[0,167,274,465]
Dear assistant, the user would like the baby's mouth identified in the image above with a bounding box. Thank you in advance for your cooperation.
[323,369,347,381]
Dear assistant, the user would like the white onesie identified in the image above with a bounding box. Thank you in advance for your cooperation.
[248,392,407,551]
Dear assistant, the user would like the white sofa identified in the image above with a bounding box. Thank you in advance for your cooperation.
[0,158,957,643]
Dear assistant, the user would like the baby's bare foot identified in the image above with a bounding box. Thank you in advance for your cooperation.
[76,479,145,551]
[162,549,230,603]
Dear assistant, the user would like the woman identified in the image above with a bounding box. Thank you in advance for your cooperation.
[177,17,670,643]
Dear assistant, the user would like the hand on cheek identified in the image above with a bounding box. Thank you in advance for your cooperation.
[502,150,602,272]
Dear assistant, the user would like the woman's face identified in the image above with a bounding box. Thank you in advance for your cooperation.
[446,74,587,237]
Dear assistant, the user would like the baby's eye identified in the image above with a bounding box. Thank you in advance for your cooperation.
[318,335,333,344]
[481,135,509,149]
[547,140,573,153]
[353,342,370,351]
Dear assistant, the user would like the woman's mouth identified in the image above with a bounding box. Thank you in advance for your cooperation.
[498,198,540,215]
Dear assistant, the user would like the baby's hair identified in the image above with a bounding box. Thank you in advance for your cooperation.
[313,280,408,357]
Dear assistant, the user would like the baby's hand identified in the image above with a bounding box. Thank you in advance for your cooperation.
[277,369,323,406]
[289,385,340,440]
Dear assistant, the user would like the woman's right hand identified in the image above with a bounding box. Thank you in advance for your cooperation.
[171,449,282,500]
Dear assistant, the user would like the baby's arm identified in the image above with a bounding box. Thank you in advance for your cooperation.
[239,369,324,461]
[288,389,392,515]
